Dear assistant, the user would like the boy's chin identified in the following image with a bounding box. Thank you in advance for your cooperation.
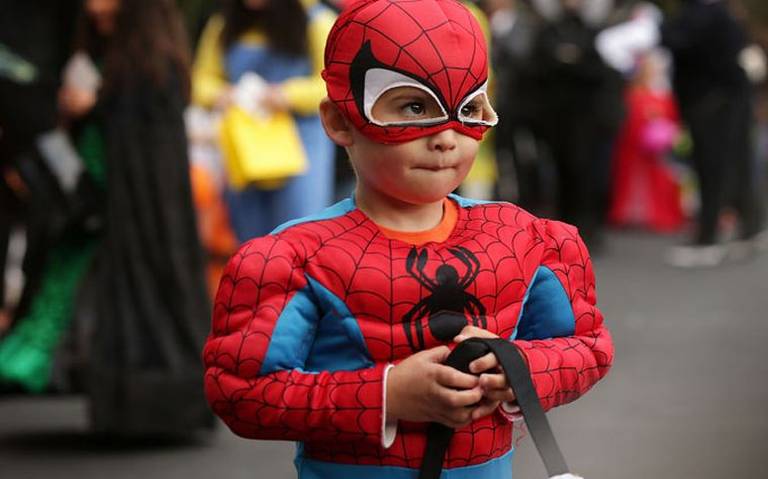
[398,189,456,205]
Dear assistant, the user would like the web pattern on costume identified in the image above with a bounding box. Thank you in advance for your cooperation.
[204,234,386,444]
[204,203,613,468]
[324,0,488,140]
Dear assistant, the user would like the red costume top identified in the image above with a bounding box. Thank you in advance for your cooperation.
[203,195,613,478]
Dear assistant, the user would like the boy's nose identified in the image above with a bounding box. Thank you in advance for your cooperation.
[427,128,458,152]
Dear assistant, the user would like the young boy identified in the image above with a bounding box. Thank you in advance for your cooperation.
[203,1,614,478]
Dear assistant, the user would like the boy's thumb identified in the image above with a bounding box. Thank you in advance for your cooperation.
[424,345,452,363]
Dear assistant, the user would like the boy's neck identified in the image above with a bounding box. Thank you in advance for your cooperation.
[355,187,445,232]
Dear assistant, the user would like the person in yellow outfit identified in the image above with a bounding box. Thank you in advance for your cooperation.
[458,0,498,201]
[192,0,336,241]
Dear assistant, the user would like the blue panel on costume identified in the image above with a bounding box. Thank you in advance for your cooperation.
[509,267,540,340]
[296,449,514,479]
[448,194,501,208]
[260,285,320,374]
[515,266,575,340]
[304,275,374,372]
[271,198,356,234]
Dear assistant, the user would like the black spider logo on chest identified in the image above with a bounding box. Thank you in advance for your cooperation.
[402,246,487,351]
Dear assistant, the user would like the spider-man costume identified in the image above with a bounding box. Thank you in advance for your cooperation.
[204,2,612,478]
[204,197,613,479]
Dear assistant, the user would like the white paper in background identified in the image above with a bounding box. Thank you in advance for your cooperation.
[185,106,226,188]
[233,72,269,119]
[36,129,84,193]
[595,3,662,74]
[740,44,768,84]
[62,51,101,93]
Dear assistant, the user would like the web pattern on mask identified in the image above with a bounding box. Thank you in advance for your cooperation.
[325,0,489,141]
[203,202,613,468]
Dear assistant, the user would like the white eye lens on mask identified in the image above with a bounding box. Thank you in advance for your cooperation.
[457,86,498,127]
[365,69,449,127]
[364,68,498,128]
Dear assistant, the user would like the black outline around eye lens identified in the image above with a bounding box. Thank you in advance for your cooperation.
[351,41,493,128]
[351,41,451,124]
[456,87,496,126]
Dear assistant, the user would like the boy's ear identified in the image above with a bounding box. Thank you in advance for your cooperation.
[319,97,354,147]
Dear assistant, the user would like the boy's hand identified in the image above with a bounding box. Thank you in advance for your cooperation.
[386,346,485,429]
[454,326,518,404]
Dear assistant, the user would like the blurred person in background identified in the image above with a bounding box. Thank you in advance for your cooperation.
[485,0,550,214]
[55,0,209,436]
[0,170,21,336]
[176,0,218,48]
[456,1,499,201]
[662,0,766,267]
[0,0,80,339]
[529,0,622,251]
[77,0,211,437]
[192,0,336,242]
[608,48,686,232]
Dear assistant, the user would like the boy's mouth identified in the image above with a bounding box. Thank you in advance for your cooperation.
[413,163,456,171]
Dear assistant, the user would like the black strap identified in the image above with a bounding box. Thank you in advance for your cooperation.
[417,337,570,479]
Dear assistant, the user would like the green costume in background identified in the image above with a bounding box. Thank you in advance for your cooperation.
[0,124,105,392]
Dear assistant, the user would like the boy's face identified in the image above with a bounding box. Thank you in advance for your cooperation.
[323,0,495,145]
[347,86,481,205]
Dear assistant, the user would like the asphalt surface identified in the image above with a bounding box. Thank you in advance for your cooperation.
[1,231,767,478]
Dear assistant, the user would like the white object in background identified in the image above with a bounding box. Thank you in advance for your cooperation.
[185,105,226,189]
[3,227,27,308]
[550,475,585,479]
[531,0,561,21]
[185,105,221,144]
[595,2,662,74]
[531,0,613,26]
[62,51,101,93]
[581,0,614,27]
[233,72,270,120]
[739,44,767,85]
[36,129,84,193]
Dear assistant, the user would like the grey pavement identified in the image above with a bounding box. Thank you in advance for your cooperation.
[1,231,767,478]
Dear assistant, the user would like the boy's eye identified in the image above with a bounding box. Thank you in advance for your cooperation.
[370,85,447,124]
[405,102,425,116]
[460,101,482,120]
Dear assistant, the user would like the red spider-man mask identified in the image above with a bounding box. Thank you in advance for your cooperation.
[322,0,498,144]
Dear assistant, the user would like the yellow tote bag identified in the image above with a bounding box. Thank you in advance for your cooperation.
[219,106,308,190]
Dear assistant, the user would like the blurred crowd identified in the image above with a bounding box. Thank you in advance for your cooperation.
[0,0,766,436]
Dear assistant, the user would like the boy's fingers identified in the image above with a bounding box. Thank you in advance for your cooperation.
[469,353,498,373]
[471,399,501,421]
[434,365,480,389]
[422,345,452,363]
[432,384,483,407]
[437,408,474,429]
[479,372,508,391]
[483,388,517,403]
[442,386,484,408]
[454,325,498,342]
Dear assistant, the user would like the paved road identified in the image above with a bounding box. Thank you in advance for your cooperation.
[2,231,767,478]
